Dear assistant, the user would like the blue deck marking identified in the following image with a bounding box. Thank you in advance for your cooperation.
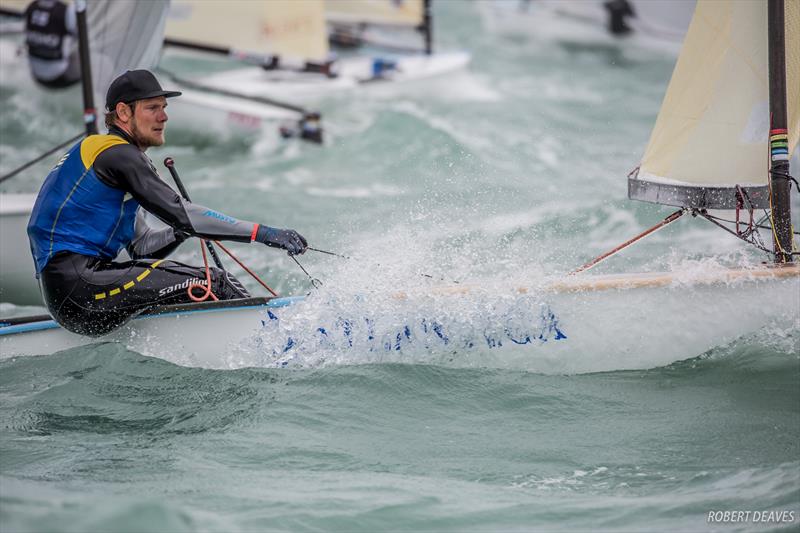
[0,319,61,336]
[0,296,306,337]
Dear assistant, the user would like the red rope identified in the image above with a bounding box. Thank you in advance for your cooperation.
[187,240,219,302]
[184,238,279,299]
[213,240,279,297]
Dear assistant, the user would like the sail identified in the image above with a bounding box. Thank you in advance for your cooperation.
[0,0,29,12]
[631,0,799,209]
[788,0,800,159]
[165,0,328,63]
[325,0,424,27]
[87,0,170,111]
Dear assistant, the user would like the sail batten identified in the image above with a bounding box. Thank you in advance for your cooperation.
[631,0,799,209]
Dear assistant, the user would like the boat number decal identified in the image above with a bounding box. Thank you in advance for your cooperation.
[257,304,567,362]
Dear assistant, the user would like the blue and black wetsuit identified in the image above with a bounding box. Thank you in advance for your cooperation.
[28,126,258,336]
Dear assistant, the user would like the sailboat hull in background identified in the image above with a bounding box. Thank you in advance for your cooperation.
[1,265,797,373]
[479,0,693,56]
[186,51,472,103]
[0,193,39,305]
[164,86,303,136]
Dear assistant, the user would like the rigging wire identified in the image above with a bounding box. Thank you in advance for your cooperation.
[698,211,799,236]
[306,247,461,284]
[290,255,323,290]
[213,240,279,297]
[695,207,800,257]
[0,131,84,184]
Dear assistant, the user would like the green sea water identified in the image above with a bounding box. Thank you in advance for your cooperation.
[1,2,799,532]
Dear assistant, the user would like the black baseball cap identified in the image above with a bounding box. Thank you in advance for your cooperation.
[105,69,182,110]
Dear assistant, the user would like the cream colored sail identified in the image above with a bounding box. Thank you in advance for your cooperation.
[638,0,799,189]
[325,0,423,27]
[0,0,28,12]
[166,0,328,63]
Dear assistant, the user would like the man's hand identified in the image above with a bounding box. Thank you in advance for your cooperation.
[256,225,308,255]
[173,228,190,244]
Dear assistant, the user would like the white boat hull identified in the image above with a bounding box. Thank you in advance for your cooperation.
[1,266,798,373]
[0,193,39,305]
[193,51,471,102]
[0,297,304,368]
[165,86,303,135]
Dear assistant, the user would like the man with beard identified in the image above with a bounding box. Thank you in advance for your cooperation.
[27,70,307,336]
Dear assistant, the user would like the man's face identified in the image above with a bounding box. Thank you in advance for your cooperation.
[128,96,168,149]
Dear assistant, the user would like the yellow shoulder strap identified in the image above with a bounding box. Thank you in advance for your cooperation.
[80,135,129,169]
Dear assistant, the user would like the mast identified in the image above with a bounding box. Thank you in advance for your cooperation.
[768,0,793,263]
[423,0,432,55]
[75,0,97,135]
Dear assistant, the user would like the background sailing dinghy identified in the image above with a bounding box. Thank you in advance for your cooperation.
[325,0,432,51]
[0,193,38,304]
[160,0,470,103]
[88,0,322,140]
[0,0,316,141]
[479,0,695,57]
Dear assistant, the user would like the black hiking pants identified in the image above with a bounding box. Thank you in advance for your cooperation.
[40,251,249,336]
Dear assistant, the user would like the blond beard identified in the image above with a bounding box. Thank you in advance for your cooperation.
[130,117,164,150]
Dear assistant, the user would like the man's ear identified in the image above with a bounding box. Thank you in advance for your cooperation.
[115,102,132,123]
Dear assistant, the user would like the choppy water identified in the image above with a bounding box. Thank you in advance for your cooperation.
[1,2,799,531]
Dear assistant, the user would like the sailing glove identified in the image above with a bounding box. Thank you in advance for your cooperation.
[256,225,308,255]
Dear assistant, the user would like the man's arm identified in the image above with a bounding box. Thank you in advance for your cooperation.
[127,209,187,260]
[94,144,256,242]
[94,144,307,254]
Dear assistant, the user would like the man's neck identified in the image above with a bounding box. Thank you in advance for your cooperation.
[109,124,145,151]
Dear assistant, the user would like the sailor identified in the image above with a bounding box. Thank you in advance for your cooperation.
[24,0,81,88]
[27,69,308,336]
[603,0,636,36]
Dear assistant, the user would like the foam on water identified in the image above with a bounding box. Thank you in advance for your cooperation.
[219,270,798,374]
